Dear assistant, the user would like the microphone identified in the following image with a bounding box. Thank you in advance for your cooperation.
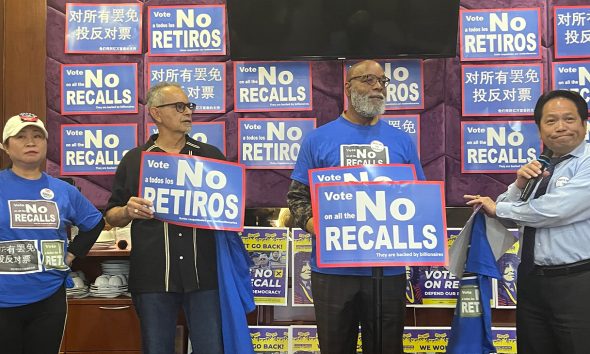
[519,148,554,201]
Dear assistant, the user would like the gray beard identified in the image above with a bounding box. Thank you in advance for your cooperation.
[350,90,385,119]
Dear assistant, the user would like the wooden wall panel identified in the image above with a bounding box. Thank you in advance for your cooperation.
[0,0,46,168]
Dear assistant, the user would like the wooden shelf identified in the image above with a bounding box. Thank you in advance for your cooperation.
[68,297,132,305]
[87,248,130,257]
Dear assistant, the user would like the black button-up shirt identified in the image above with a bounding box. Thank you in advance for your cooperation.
[106,134,224,293]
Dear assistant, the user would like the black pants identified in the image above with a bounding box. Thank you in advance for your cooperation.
[311,272,406,354]
[0,286,67,354]
[517,268,590,354]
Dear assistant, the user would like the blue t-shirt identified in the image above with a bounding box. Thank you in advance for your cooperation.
[291,116,425,276]
[0,170,103,307]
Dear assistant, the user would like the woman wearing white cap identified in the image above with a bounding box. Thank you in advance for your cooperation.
[0,113,105,354]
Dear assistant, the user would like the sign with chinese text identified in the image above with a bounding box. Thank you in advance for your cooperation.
[554,6,590,59]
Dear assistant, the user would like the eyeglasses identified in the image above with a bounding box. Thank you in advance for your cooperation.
[347,74,390,87]
[155,102,197,113]
[19,113,39,122]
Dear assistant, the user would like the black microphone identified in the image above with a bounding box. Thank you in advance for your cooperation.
[519,148,554,201]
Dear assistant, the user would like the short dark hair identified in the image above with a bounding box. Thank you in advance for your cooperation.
[533,90,588,126]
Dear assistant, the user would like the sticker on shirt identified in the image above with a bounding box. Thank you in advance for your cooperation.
[41,240,68,270]
[40,188,54,200]
[0,240,42,274]
[340,143,389,166]
[9,200,60,229]
[555,176,570,188]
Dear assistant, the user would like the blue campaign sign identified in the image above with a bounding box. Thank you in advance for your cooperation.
[65,3,142,54]
[146,122,226,155]
[460,8,541,61]
[139,152,245,231]
[461,121,542,173]
[552,61,590,110]
[313,181,447,267]
[61,63,138,115]
[147,5,226,56]
[344,60,424,111]
[147,62,225,113]
[462,63,543,116]
[61,124,137,175]
[309,164,417,197]
[380,115,420,155]
[234,62,313,112]
[554,6,590,59]
[238,118,316,169]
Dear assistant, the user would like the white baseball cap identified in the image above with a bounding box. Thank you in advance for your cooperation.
[2,113,48,144]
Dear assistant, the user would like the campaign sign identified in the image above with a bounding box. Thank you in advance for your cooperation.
[234,62,313,112]
[492,327,517,354]
[61,63,138,115]
[380,115,421,155]
[461,121,542,173]
[61,124,137,175]
[495,234,520,309]
[403,327,450,353]
[249,326,289,354]
[147,62,225,113]
[309,164,417,197]
[406,228,461,307]
[290,326,320,353]
[313,181,447,267]
[238,118,316,169]
[138,152,245,231]
[344,60,424,111]
[554,6,590,59]
[459,8,541,61]
[462,63,543,116]
[241,227,289,306]
[147,5,226,56]
[552,61,590,110]
[65,3,142,54]
[146,122,226,155]
[292,228,314,306]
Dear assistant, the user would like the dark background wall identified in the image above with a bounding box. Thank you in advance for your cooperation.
[0,0,584,210]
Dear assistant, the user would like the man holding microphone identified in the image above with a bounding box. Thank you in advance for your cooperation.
[466,90,590,354]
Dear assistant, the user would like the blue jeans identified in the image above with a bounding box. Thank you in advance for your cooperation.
[132,290,223,354]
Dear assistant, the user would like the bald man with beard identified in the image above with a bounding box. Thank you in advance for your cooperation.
[287,60,425,354]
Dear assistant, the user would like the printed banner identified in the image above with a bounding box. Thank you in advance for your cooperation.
[309,164,417,197]
[234,62,313,112]
[249,326,289,354]
[313,181,447,267]
[380,115,421,155]
[147,5,226,56]
[344,60,424,110]
[292,228,313,306]
[61,63,138,115]
[462,63,543,116]
[554,6,590,59]
[147,62,225,113]
[403,327,450,353]
[552,61,590,110]
[146,121,226,155]
[492,327,517,353]
[238,118,316,169]
[65,3,142,54]
[460,8,541,61]
[461,121,542,173]
[241,227,289,306]
[495,234,520,309]
[290,326,320,354]
[406,228,461,307]
[61,124,137,175]
[138,152,245,231]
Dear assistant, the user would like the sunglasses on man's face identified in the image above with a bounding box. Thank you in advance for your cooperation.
[156,102,197,113]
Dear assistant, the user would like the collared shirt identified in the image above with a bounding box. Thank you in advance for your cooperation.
[496,141,590,266]
[106,134,225,293]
